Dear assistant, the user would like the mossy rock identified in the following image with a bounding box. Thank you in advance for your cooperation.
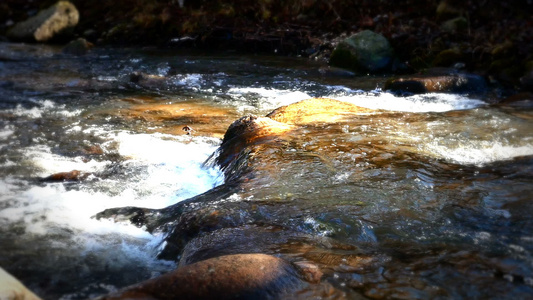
[433,48,464,67]
[329,30,394,73]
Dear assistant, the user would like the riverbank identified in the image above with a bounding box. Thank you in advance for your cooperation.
[1,0,532,92]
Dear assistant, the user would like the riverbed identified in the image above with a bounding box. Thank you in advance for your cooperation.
[0,43,532,299]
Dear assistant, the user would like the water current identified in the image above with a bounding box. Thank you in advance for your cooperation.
[0,43,532,299]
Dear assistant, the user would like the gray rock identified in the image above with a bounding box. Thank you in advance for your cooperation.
[62,37,93,55]
[7,1,79,42]
[329,30,394,73]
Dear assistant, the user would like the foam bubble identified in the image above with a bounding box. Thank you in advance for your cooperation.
[226,86,484,113]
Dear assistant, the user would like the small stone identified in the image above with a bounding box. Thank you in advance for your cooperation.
[41,170,89,182]
[62,38,93,55]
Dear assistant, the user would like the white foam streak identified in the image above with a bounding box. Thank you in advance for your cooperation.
[426,142,533,166]
[9,99,82,118]
[332,92,485,112]
[25,145,108,176]
[227,87,312,111]
[227,86,485,113]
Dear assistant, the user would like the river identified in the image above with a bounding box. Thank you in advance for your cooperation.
[0,43,532,299]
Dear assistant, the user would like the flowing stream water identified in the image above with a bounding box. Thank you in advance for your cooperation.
[0,43,532,299]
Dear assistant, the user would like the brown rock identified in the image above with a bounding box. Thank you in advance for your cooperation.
[384,69,486,95]
[266,97,375,125]
[40,170,89,182]
[98,254,309,300]
[7,1,79,42]
[215,115,294,173]
[112,98,240,138]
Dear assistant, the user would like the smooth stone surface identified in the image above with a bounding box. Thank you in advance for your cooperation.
[97,254,310,300]
[0,267,42,300]
[266,97,375,125]
[7,1,79,42]
[329,30,394,73]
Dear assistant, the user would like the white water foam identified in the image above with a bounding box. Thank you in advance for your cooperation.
[425,141,533,166]
[227,87,312,112]
[0,128,223,239]
[330,91,485,112]
[226,86,485,113]
[8,99,83,118]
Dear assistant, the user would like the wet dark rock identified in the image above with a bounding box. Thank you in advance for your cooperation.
[97,254,312,300]
[384,68,487,95]
[7,1,79,43]
[40,170,90,182]
[128,71,167,89]
[329,30,394,73]
[498,92,533,108]
[62,37,93,55]
[214,115,294,178]
[520,68,533,92]
[317,66,356,78]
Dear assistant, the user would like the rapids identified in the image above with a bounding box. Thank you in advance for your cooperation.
[0,43,532,299]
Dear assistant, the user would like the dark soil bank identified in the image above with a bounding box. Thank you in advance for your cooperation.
[1,1,532,91]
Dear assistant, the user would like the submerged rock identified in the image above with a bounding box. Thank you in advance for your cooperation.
[40,170,90,182]
[384,68,487,95]
[99,97,518,299]
[62,37,93,55]
[329,30,394,73]
[0,42,60,61]
[7,1,79,42]
[97,254,312,300]
[112,98,241,138]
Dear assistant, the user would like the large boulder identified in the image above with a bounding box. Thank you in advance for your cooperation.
[7,1,79,42]
[97,254,313,300]
[329,30,394,73]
